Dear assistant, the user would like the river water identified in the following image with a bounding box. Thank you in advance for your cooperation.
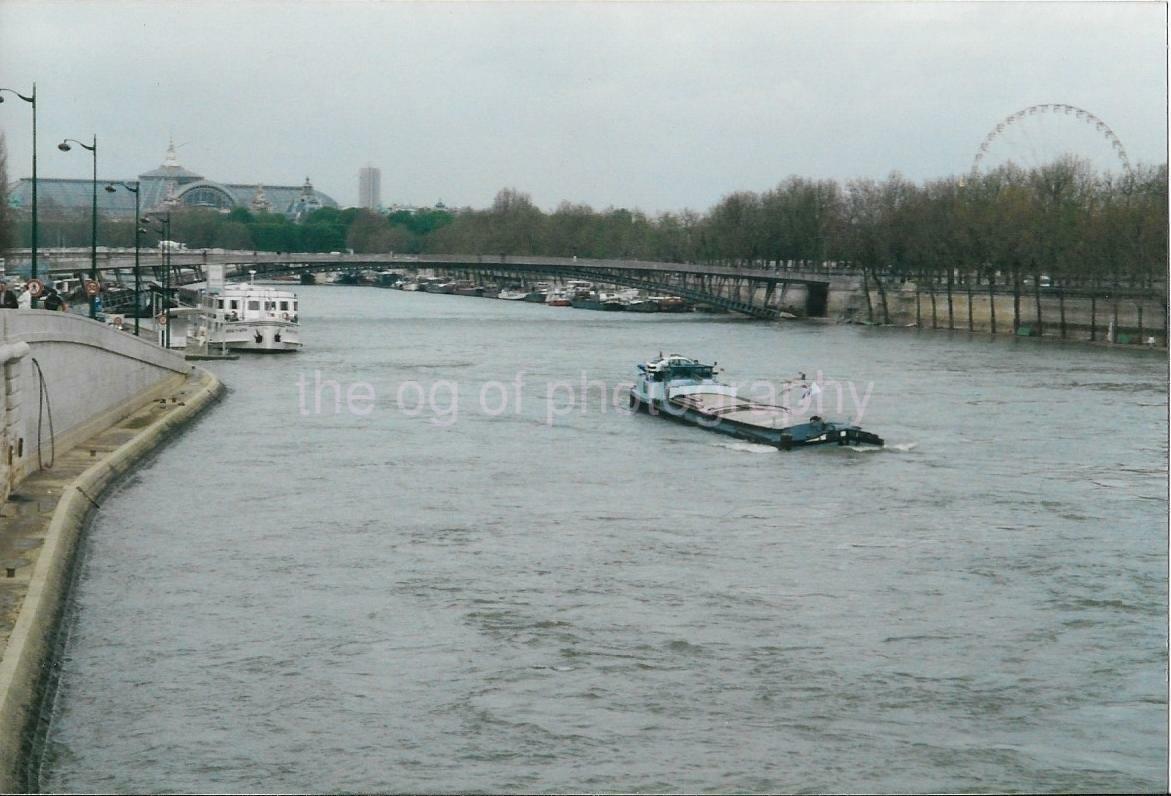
[38,286,1168,793]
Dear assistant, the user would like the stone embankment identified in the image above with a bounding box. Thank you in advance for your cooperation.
[0,310,223,791]
[838,279,1166,344]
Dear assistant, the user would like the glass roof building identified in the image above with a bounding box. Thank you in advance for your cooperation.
[6,142,338,220]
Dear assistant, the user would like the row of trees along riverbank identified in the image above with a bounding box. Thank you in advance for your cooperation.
[3,155,1167,308]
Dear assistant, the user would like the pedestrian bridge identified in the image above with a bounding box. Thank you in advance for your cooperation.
[33,251,838,319]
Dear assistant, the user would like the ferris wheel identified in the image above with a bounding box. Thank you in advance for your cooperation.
[969,103,1133,180]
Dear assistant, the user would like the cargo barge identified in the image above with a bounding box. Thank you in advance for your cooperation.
[630,354,883,450]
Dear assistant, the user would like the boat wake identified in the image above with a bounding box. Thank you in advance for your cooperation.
[847,441,918,453]
[713,440,917,454]
[713,441,778,454]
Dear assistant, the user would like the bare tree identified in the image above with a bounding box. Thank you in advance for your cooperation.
[0,132,12,253]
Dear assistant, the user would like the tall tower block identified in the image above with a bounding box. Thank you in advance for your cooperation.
[358,166,381,210]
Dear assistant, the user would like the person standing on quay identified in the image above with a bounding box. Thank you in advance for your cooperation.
[41,287,67,312]
[0,283,19,309]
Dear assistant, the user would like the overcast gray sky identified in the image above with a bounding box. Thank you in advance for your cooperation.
[0,1,1166,213]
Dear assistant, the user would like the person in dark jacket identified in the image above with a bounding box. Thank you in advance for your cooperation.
[0,284,19,309]
[42,288,67,311]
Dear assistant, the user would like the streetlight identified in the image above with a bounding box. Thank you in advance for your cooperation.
[142,213,172,348]
[0,83,37,305]
[105,181,140,335]
[57,135,98,319]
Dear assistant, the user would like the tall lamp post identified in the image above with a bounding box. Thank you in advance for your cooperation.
[142,213,171,348]
[58,135,98,318]
[106,181,140,335]
[0,83,37,304]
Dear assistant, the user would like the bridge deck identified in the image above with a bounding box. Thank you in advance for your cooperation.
[34,251,828,287]
[21,249,1166,315]
[29,251,834,319]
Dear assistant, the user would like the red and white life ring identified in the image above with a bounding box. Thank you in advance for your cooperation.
[156,312,168,326]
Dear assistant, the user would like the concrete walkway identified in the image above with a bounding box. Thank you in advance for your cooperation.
[0,367,222,792]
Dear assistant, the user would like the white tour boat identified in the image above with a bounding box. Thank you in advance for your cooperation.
[184,281,302,353]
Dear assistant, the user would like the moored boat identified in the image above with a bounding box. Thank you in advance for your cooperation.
[601,292,626,311]
[546,289,572,307]
[192,280,303,353]
[570,291,604,310]
[524,282,551,302]
[453,281,483,297]
[331,271,368,285]
[629,354,882,450]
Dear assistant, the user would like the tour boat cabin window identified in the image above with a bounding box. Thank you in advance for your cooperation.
[248,301,260,310]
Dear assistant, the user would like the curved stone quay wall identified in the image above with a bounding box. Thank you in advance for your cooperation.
[0,310,189,503]
[0,310,215,792]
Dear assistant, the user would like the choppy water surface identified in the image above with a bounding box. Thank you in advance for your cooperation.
[41,287,1167,793]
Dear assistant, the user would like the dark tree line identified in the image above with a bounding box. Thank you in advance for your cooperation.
[427,161,1167,317]
[3,157,1166,312]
